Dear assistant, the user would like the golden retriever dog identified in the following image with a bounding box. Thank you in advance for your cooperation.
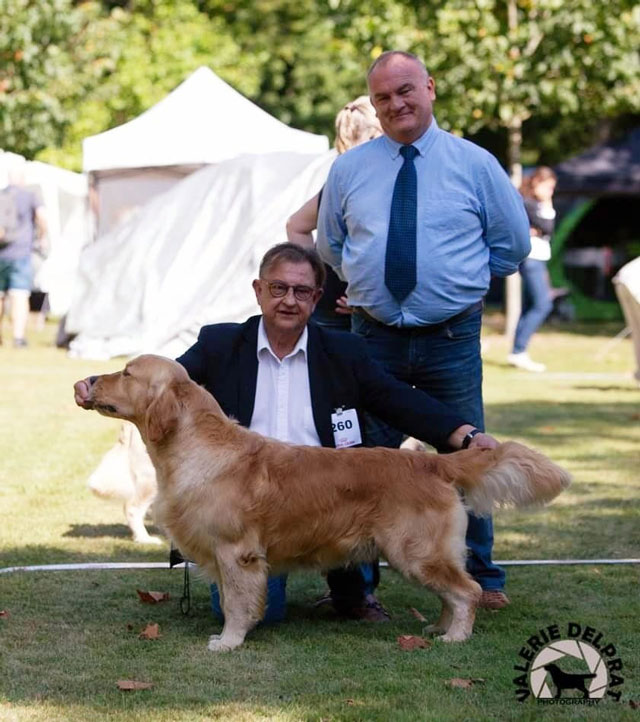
[86,422,160,544]
[75,354,571,652]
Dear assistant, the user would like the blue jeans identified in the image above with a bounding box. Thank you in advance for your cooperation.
[0,256,32,292]
[512,259,553,354]
[351,307,506,592]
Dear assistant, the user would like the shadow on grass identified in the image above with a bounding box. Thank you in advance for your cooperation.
[531,320,626,338]
[485,399,640,439]
[62,523,163,540]
[495,491,640,560]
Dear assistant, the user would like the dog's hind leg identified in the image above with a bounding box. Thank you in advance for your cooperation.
[207,546,268,652]
[379,506,481,642]
[415,561,481,642]
[423,599,453,636]
[434,581,481,642]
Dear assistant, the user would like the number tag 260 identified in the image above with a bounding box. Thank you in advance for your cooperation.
[331,407,362,448]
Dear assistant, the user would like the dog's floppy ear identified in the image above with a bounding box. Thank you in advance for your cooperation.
[145,386,180,443]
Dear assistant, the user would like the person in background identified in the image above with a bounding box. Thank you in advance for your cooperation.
[0,164,47,348]
[317,50,531,610]
[507,166,558,373]
[286,96,382,330]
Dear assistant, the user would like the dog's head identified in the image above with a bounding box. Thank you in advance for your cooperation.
[75,355,190,443]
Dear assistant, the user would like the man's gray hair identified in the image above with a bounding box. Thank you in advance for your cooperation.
[367,51,429,80]
[259,242,326,289]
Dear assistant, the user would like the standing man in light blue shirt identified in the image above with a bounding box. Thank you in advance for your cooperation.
[316,50,531,610]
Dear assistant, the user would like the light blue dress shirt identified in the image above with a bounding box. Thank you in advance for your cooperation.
[316,118,531,326]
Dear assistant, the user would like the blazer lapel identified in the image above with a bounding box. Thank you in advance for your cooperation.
[307,323,335,447]
[236,317,260,427]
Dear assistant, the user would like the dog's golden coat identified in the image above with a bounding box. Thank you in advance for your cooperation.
[78,355,571,651]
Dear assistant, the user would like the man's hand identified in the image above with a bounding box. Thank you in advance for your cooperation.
[334,295,353,315]
[447,424,499,450]
[467,432,499,449]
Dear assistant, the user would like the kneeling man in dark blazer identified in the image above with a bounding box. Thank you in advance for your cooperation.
[176,242,497,621]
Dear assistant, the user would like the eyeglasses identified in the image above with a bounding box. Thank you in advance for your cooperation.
[265,280,317,302]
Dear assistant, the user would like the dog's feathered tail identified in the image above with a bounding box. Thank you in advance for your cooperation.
[439,441,571,516]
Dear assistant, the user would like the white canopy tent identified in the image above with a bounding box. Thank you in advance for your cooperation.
[83,66,329,237]
[0,151,89,316]
[65,149,336,360]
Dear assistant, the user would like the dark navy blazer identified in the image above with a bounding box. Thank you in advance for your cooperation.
[176,316,467,449]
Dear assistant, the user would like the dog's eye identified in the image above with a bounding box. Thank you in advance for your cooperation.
[122,369,131,377]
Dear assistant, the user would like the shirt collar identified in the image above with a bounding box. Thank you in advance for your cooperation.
[257,317,308,362]
[383,116,440,159]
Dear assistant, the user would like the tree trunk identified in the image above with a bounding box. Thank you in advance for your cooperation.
[504,117,523,340]
[504,0,523,341]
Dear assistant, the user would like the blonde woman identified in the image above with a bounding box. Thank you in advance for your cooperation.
[286,96,382,329]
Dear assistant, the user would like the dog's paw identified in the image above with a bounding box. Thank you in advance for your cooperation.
[207,634,242,652]
[134,535,163,545]
[438,630,471,643]
[423,623,447,636]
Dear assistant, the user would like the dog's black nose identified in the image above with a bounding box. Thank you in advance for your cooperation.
[89,376,98,385]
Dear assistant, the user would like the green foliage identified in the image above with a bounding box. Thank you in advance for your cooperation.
[196,0,365,137]
[39,0,263,170]
[2,0,639,168]
[405,0,640,163]
[0,0,85,157]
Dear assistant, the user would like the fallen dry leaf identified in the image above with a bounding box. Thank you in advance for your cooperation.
[345,699,355,706]
[136,589,170,604]
[117,680,153,691]
[0,610,9,618]
[139,623,161,640]
[409,607,427,623]
[447,677,485,689]
[629,699,639,709]
[397,635,431,650]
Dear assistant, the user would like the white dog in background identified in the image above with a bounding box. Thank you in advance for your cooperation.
[87,422,161,544]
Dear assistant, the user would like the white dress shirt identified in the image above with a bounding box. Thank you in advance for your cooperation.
[249,319,321,446]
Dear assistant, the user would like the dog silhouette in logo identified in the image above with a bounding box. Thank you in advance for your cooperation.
[543,663,597,699]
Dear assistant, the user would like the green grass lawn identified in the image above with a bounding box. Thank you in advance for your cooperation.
[1,318,639,721]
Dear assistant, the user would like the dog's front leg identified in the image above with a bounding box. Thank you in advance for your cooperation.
[124,498,161,545]
[207,547,268,652]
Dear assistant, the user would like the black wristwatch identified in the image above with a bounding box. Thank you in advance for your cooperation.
[461,428,482,449]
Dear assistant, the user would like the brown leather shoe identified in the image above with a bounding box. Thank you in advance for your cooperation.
[343,594,391,622]
[478,590,510,609]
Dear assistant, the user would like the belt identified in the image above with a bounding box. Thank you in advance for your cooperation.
[353,300,483,335]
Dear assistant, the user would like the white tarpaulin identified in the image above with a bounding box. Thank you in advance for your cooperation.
[65,150,336,360]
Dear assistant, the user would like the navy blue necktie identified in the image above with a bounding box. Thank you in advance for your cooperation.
[385,144,418,302]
